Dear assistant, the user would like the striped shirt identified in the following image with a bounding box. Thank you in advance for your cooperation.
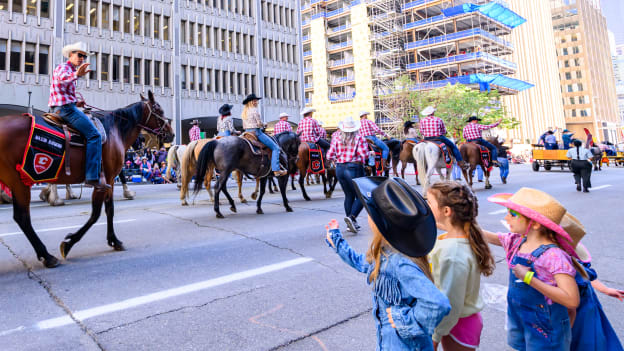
[48,61,78,107]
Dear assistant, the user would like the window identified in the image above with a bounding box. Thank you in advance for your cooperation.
[24,43,35,73]
[228,31,233,52]
[89,1,97,27]
[189,66,194,90]
[250,35,254,54]
[562,48,568,55]
[206,26,212,48]
[101,53,109,81]
[564,60,569,68]
[181,65,186,89]
[264,77,269,97]
[124,8,131,33]
[569,97,575,105]
[574,58,580,66]
[164,62,170,88]
[163,16,169,40]
[572,46,579,54]
[144,12,150,37]
[133,58,140,84]
[102,4,110,30]
[229,72,234,94]
[144,59,151,85]
[206,69,212,92]
[112,5,121,31]
[1,0,8,11]
[133,9,140,35]
[153,14,160,39]
[78,0,86,25]
[580,110,588,117]
[578,96,585,104]
[26,0,36,16]
[576,71,582,79]
[41,0,49,17]
[565,72,571,80]
[221,29,226,51]
[123,57,130,83]
[198,67,203,91]
[12,0,21,13]
[571,109,576,117]
[154,60,160,86]
[66,0,75,23]
[567,85,573,92]
[89,54,97,79]
[237,73,242,95]
[112,55,120,82]
[38,45,48,75]
[10,43,20,72]
[180,20,187,44]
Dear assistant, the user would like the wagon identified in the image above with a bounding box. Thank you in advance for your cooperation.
[531,145,571,172]
[603,151,624,167]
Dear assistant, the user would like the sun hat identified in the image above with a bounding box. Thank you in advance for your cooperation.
[467,116,482,123]
[301,107,316,116]
[488,188,578,259]
[218,104,233,116]
[353,177,437,257]
[359,111,370,118]
[338,116,361,133]
[61,42,93,58]
[279,112,289,119]
[560,213,590,263]
[242,93,262,105]
[420,106,436,116]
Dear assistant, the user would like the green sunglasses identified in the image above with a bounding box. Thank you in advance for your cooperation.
[508,209,520,217]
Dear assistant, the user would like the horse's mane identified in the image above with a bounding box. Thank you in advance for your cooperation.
[94,102,144,141]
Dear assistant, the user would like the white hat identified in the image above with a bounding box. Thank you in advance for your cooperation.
[359,111,370,117]
[61,42,93,58]
[301,107,316,116]
[421,106,436,116]
[338,116,361,133]
[318,120,324,126]
[279,112,289,119]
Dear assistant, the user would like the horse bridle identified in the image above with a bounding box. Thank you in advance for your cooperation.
[140,101,171,138]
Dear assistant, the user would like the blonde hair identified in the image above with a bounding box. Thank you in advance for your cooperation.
[340,130,357,146]
[241,104,251,121]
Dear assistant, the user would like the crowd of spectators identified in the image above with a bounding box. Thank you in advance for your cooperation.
[122,147,175,184]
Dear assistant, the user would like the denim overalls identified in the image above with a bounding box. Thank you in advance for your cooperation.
[507,241,571,351]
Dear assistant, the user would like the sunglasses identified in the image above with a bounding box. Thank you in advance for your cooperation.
[508,209,520,217]
[73,52,88,59]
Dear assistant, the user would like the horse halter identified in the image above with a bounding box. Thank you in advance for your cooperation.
[140,101,171,138]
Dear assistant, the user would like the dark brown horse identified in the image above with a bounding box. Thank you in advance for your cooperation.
[394,140,420,185]
[459,138,495,189]
[296,142,337,201]
[0,91,173,267]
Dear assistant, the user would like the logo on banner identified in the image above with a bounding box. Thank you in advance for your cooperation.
[33,153,53,174]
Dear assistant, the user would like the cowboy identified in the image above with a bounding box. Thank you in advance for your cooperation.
[273,112,293,135]
[216,104,238,137]
[189,119,201,141]
[418,106,466,169]
[49,42,109,191]
[463,116,502,167]
[562,129,575,150]
[297,107,330,152]
[317,120,328,140]
[404,121,420,143]
[358,111,390,167]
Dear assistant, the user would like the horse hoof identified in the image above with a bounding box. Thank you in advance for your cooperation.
[52,199,65,207]
[256,209,264,215]
[240,198,247,204]
[181,201,189,206]
[123,191,136,200]
[113,242,126,251]
[216,213,225,219]
[59,240,73,259]
[286,207,294,213]
[485,185,492,189]
[251,193,258,201]
[325,193,331,199]
[230,206,237,213]
[41,256,61,268]
[304,196,311,201]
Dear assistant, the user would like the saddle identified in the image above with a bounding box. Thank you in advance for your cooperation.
[424,139,452,167]
[468,141,492,169]
[240,132,270,156]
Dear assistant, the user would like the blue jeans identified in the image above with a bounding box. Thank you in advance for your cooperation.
[468,138,498,160]
[471,165,483,181]
[545,142,558,150]
[336,162,365,219]
[217,131,231,137]
[247,129,281,172]
[498,157,509,180]
[54,103,102,181]
[452,163,462,180]
[424,136,462,162]
[365,135,389,161]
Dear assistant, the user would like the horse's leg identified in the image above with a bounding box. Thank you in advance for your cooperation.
[104,185,125,251]
[251,179,260,200]
[11,184,60,267]
[48,184,65,206]
[272,176,278,192]
[38,183,51,202]
[268,176,275,194]
[278,175,293,212]
[299,169,311,201]
[60,187,108,259]
[65,184,78,200]
[120,170,135,199]
[291,174,296,190]
[256,177,268,214]
[236,171,247,204]
[205,167,214,204]
[180,164,191,206]
[213,171,226,218]
[484,168,492,189]
[220,178,237,214]
[401,162,407,180]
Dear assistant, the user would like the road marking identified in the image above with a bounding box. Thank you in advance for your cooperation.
[34,257,313,330]
[0,219,136,238]
[592,185,612,191]
[488,209,507,215]
[0,204,47,210]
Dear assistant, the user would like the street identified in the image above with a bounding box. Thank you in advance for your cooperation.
[0,164,622,351]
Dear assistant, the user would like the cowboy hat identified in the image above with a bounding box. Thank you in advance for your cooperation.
[279,112,290,119]
[318,120,325,126]
[242,93,262,105]
[467,116,482,123]
[219,104,233,116]
[488,188,579,259]
[61,42,93,58]
[560,213,590,263]
[353,177,437,257]
[301,107,316,116]
[338,116,361,133]
[190,119,200,125]
[421,106,436,116]
[404,121,416,129]
[359,111,370,117]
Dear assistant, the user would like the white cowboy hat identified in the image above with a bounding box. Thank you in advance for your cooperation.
[338,116,361,133]
[61,42,93,58]
[318,120,324,126]
[359,111,370,117]
[421,106,436,116]
[279,112,289,119]
[301,107,316,116]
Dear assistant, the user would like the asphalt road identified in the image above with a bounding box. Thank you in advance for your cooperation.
[0,164,622,351]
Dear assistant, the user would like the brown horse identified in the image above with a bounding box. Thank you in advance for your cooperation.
[394,141,420,185]
[0,91,173,267]
[459,139,494,190]
[296,143,337,201]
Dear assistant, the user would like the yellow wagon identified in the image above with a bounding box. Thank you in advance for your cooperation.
[531,145,571,172]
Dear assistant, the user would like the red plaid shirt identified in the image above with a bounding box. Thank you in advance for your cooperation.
[48,61,78,107]
[189,125,201,141]
[419,116,447,138]
[326,131,369,164]
[359,118,386,137]
[273,120,292,134]
[462,121,501,140]
[319,127,327,139]
[297,117,322,142]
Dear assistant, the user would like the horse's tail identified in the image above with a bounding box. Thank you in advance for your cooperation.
[193,140,217,195]
[414,143,427,187]
[165,145,178,180]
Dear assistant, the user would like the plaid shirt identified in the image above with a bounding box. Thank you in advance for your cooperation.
[48,61,78,107]
[273,120,292,134]
[189,125,201,141]
[419,116,447,138]
[462,121,501,140]
[297,117,322,142]
[319,127,327,139]
[359,118,386,137]
[326,131,369,164]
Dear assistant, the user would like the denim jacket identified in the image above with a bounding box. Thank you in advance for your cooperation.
[328,229,451,351]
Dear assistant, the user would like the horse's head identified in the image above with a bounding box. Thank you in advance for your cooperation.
[140,90,174,144]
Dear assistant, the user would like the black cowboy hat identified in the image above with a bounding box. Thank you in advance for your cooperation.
[353,177,437,257]
[467,116,482,123]
[219,104,233,116]
[242,93,262,105]
[403,121,415,129]
[190,119,200,125]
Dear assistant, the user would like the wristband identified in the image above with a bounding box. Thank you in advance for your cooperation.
[523,271,534,285]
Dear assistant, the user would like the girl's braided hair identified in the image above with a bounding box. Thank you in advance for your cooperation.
[429,181,495,276]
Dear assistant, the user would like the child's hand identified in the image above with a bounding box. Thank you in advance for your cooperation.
[327,219,339,230]
[386,307,396,329]
[325,220,339,249]
[512,264,531,281]
[603,288,624,302]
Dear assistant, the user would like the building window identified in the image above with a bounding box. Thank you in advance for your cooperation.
[41,0,49,17]
[189,66,194,90]
[576,71,582,78]
[580,109,588,117]
[89,1,97,27]
[163,16,169,40]
[78,0,86,25]
[577,83,583,91]
[564,60,569,68]
[180,20,187,44]
[112,5,120,31]
[571,109,576,117]
[578,96,585,104]
[89,54,97,80]
[133,10,140,35]
[123,8,131,33]
[102,4,110,30]
[24,43,35,73]
[144,59,151,85]
[10,43,20,72]
[38,45,48,75]
[198,67,203,91]
[164,62,170,88]
[154,60,160,86]
[66,0,75,23]
[12,0,22,13]
[562,48,568,55]
[153,14,160,39]
[569,97,575,105]
[221,29,226,51]
[112,55,120,82]
[133,58,140,84]
[26,0,36,16]
[572,46,579,54]
[206,69,212,92]
[123,57,130,84]
[565,72,571,80]
[0,39,7,71]
[181,65,186,90]
[101,53,109,81]
[574,58,580,66]
[144,12,151,38]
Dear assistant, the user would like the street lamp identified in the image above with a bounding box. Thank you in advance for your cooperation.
[27,90,33,115]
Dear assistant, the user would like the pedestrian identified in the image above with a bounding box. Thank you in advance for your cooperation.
[216,104,238,137]
[189,119,201,142]
[481,188,587,351]
[497,138,510,184]
[462,116,502,167]
[566,139,593,192]
[359,111,390,168]
[325,116,370,233]
[419,106,467,169]
[140,157,152,182]
[325,177,451,350]
[273,112,293,135]
[562,129,575,150]
[152,163,164,184]
[544,131,558,150]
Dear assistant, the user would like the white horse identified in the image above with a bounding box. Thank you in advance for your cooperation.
[165,144,187,188]
[413,141,453,194]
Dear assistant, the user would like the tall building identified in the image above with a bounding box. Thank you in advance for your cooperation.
[0,0,303,144]
[551,0,620,142]
[613,44,624,126]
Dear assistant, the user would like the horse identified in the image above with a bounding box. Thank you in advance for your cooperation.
[364,139,401,178]
[296,142,337,201]
[193,136,292,218]
[589,146,603,171]
[395,140,420,185]
[165,144,187,188]
[413,140,454,194]
[459,139,494,190]
[0,91,174,267]
[251,132,300,200]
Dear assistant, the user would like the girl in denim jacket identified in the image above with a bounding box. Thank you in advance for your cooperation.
[326,177,451,351]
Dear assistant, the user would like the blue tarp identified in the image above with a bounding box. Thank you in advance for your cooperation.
[470,73,534,92]
[440,2,526,29]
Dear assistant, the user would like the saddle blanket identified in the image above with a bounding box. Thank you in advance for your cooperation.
[478,144,492,170]
[308,143,325,174]
[428,140,452,168]
[16,114,66,186]
[374,151,384,176]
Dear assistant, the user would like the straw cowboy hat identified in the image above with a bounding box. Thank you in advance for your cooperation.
[301,107,316,116]
[353,177,437,257]
[560,212,590,263]
[338,116,361,133]
[488,188,579,259]
[279,112,289,119]
[421,106,436,116]
[62,42,93,58]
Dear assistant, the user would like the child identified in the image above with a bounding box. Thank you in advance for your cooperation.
[481,187,584,351]
[325,177,451,350]
[427,182,495,350]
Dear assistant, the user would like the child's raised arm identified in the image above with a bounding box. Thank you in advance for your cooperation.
[482,229,502,246]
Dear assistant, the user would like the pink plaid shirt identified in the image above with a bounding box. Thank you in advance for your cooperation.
[319,127,327,139]
[48,61,78,107]
[359,118,386,137]
[326,131,369,164]
[273,120,292,134]
[419,116,447,138]
[189,125,201,141]
[462,121,501,140]
[297,117,322,143]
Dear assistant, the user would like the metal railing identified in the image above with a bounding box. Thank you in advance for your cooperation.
[406,52,517,70]
[328,41,353,50]
[328,58,355,67]
[404,28,513,50]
